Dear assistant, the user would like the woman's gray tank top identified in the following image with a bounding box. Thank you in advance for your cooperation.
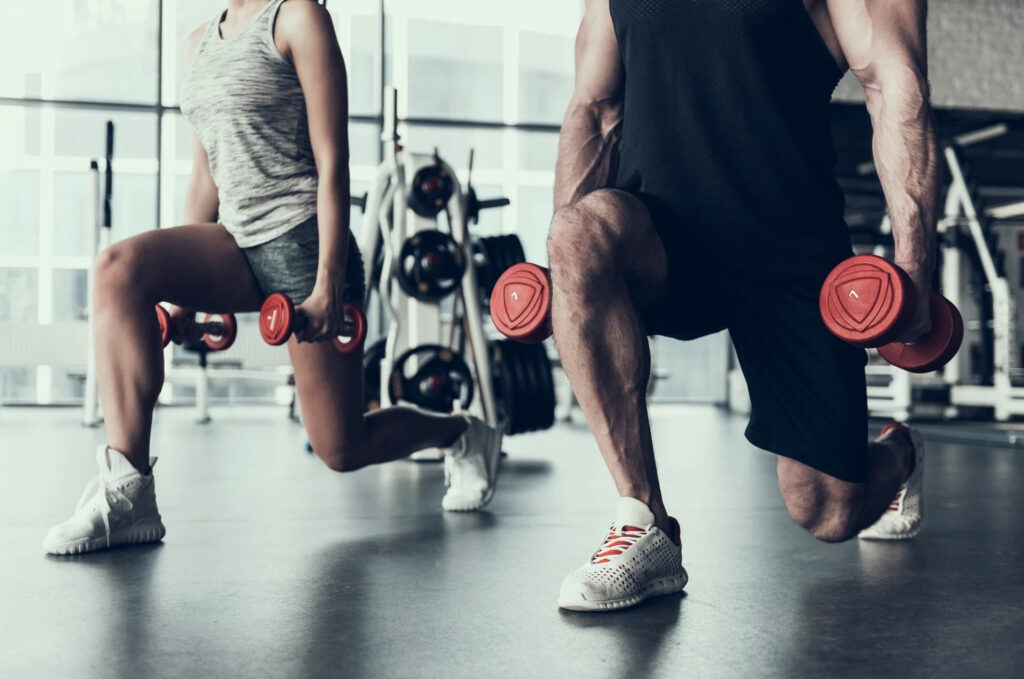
[180,0,318,247]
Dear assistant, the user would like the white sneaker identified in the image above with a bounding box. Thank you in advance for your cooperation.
[441,415,503,512]
[558,497,688,612]
[44,445,166,555]
[859,423,925,540]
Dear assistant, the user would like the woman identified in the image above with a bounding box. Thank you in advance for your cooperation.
[44,0,502,555]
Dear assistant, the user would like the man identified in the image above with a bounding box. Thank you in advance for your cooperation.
[551,0,937,611]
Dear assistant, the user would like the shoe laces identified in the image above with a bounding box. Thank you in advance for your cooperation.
[591,524,648,564]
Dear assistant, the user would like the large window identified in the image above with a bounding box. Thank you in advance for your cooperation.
[0,0,385,404]
[0,0,723,405]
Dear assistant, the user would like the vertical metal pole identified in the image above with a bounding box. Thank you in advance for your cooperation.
[82,160,102,426]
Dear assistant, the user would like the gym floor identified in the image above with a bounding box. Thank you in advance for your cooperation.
[2,404,1022,678]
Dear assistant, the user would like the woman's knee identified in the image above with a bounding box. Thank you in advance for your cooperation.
[94,241,149,302]
[312,433,368,473]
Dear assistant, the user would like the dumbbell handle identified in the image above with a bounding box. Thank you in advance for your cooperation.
[259,292,367,354]
[291,311,360,337]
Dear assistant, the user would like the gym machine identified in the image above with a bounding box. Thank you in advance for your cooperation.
[353,88,556,452]
[858,122,1024,422]
[939,124,1024,420]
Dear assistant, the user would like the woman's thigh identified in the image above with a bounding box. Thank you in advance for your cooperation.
[104,222,264,313]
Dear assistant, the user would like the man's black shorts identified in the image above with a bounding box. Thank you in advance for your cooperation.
[633,193,869,483]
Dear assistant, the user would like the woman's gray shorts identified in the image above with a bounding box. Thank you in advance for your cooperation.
[241,215,366,306]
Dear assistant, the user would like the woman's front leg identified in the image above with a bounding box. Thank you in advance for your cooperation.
[93,223,264,470]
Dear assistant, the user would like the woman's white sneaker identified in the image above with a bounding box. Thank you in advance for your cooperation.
[441,415,503,512]
[558,497,688,612]
[859,423,925,541]
[44,445,166,555]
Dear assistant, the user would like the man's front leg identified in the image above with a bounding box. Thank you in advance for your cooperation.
[547,189,670,528]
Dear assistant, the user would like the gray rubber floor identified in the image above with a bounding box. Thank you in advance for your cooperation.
[1,404,1022,678]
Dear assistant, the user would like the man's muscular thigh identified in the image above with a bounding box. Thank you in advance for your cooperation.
[547,188,668,309]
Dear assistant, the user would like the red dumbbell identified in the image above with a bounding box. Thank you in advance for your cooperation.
[258,292,367,354]
[819,254,964,373]
[490,262,552,344]
[154,305,238,351]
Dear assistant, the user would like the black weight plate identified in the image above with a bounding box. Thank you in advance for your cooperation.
[395,231,466,302]
[496,235,513,276]
[477,237,498,299]
[488,341,513,431]
[527,342,556,432]
[507,341,535,434]
[492,339,520,434]
[504,234,526,267]
[387,344,474,413]
[522,342,549,432]
[363,338,387,412]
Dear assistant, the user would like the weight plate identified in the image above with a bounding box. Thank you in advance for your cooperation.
[878,291,964,373]
[260,292,295,346]
[490,263,552,344]
[819,255,915,348]
[202,313,237,352]
[364,338,387,411]
[331,304,368,354]
[395,231,466,302]
[387,344,474,413]
[155,304,171,348]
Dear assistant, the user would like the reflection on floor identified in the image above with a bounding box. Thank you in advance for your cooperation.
[0,404,1022,678]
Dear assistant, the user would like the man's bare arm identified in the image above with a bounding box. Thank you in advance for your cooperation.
[554,0,624,211]
[828,0,939,337]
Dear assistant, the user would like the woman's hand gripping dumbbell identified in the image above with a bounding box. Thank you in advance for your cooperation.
[258,292,367,353]
[154,305,238,351]
[819,254,963,373]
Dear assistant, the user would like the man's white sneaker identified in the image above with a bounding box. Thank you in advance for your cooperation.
[859,422,924,541]
[441,415,503,512]
[558,497,688,612]
[44,445,166,555]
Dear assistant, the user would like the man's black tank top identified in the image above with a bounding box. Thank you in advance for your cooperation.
[609,0,850,281]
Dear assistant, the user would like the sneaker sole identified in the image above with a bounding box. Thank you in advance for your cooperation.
[858,526,920,541]
[558,570,689,612]
[46,518,166,556]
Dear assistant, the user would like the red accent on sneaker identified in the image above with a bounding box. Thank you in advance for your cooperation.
[880,421,909,439]
[591,525,646,564]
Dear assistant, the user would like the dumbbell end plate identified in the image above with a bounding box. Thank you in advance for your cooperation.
[260,292,294,346]
[490,263,552,344]
[819,255,916,347]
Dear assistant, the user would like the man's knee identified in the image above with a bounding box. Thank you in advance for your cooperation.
[786,497,861,543]
[547,189,637,280]
[779,459,863,543]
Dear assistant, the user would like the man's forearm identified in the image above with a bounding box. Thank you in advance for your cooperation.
[554,97,622,211]
[868,83,940,274]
